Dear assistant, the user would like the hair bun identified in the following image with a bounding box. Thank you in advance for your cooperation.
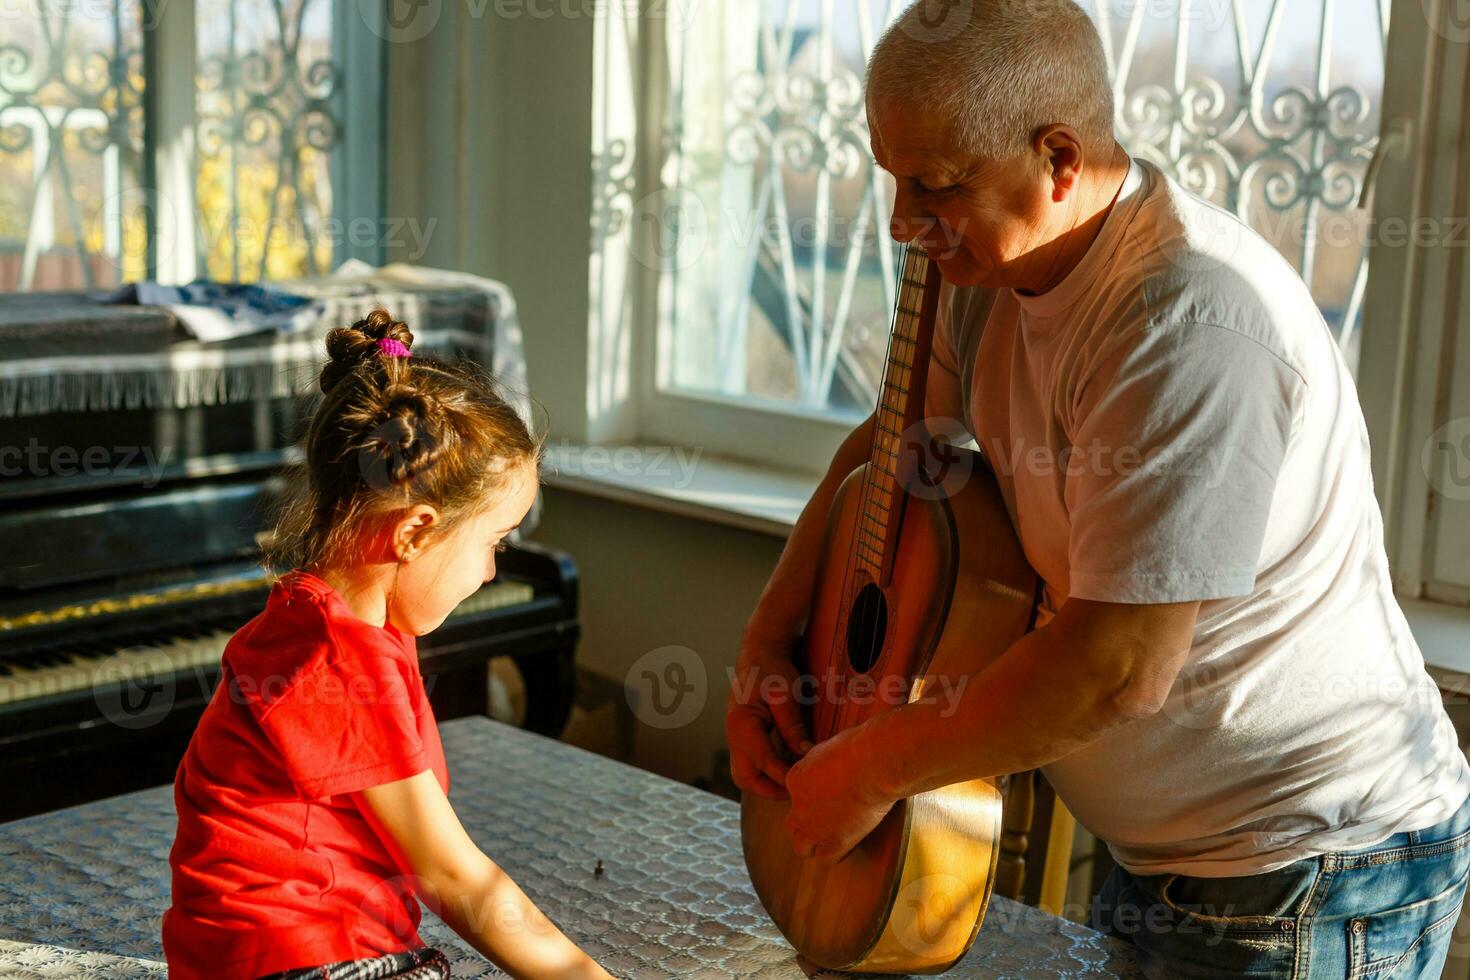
[320,309,416,393]
[359,387,452,488]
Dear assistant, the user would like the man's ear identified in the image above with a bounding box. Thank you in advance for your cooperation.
[392,505,439,562]
[1034,125,1085,203]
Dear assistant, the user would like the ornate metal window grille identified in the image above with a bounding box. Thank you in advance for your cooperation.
[0,0,346,292]
[196,0,340,282]
[0,1,146,290]
[648,0,1388,415]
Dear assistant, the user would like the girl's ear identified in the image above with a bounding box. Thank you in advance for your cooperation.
[392,505,439,562]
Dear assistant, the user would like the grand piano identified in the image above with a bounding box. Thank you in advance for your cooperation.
[0,273,581,823]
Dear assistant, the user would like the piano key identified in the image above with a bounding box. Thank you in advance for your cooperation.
[0,580,537,708]
[454,581,535,617]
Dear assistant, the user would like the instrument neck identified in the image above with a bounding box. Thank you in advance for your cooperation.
[857,249,943,588]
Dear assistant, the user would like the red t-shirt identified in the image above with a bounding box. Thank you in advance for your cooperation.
[162,570,450,979]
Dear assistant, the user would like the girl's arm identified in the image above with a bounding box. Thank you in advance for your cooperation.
[356,771,614,980]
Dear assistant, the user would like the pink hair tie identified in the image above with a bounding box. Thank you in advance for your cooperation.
[376,337,412,359]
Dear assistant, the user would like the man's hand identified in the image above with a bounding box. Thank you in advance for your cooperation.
[725,626,813,800]
[725,414,875,802]
[784,723,896,864]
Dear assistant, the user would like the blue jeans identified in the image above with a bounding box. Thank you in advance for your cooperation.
[1091,797,1470,979]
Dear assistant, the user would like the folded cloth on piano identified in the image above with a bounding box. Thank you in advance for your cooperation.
[0,268,523,424]
[101,281,325,343]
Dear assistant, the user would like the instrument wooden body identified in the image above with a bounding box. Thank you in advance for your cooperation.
[741,253,1038,974]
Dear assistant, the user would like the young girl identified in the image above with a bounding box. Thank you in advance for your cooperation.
[162,310,614,980]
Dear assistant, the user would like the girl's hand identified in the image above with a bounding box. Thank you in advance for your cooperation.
[356,771,615,978]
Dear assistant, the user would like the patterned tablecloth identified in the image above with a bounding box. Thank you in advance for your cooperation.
[0,717,1142,979]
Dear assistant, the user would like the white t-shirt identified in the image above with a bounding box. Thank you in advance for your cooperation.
[927,157,1470,876]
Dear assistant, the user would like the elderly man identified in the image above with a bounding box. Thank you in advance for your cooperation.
[724,0,1470,976]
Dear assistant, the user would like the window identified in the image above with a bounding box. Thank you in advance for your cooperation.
[0,0,380,292]
[195,0,342,281]
[1359,0,1470,604]
[622,0,1390,463]
[0,1,147,290]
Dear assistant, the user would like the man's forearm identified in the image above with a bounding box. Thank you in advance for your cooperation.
[865,618,1161,801]
[745,414,874,640]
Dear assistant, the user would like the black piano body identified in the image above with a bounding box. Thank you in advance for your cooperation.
[0,287,580,824]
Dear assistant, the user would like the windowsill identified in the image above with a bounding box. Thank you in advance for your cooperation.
[541,443,818,538]
[543,445,1470,679]
[1403,599,1470,687]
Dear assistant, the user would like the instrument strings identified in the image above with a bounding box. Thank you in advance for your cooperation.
[823,245,927,741]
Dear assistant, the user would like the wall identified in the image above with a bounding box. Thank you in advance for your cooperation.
[527,485,785,785]
[383,3,601,443]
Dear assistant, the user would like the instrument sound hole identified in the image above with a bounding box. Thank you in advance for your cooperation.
[845,583,888,674]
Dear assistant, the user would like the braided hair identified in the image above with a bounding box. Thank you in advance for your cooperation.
[264,308,541,573]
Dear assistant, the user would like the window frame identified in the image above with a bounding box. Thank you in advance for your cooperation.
[1358,0,1470,606]
[625,2,1407,479]
[621,4,865,475]
[624,0,1470,612]
[129,0,384,284]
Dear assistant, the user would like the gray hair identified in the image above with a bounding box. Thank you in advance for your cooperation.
[867,0,1116,161]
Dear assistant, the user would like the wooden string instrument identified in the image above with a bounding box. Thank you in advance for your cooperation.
[740,247,1039,974]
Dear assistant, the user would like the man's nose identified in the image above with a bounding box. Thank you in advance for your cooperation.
[888,190,932,244]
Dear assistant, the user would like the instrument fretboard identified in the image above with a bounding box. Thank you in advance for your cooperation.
[855,248,943,587]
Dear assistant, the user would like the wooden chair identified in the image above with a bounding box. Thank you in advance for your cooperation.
[996,770,1089,917]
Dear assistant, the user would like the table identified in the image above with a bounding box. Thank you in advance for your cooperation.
[0,717,1142,978]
